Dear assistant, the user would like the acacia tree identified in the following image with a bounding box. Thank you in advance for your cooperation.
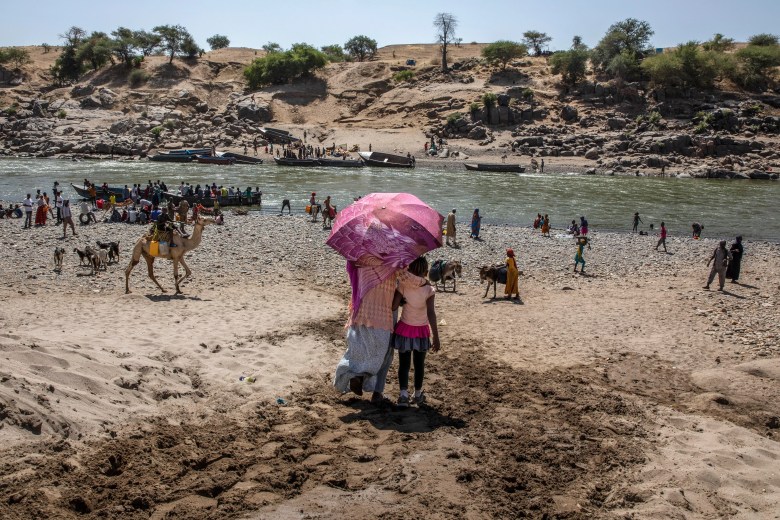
[77,31,115,71]
[702,33,735,53]
[321,44,346,62]
[344,35,377,62]
[481,41,527,70]
[207,34,230,50]
[262,42,282,54]
[434,12,458,72]
[522,30,552,56]
[591,18,653,81]
[111,27,137,67]
[549,36,590,86]
[133,30,161,56]
[0,48,32,69]
[153,24,194,63]
[51,26,87,83]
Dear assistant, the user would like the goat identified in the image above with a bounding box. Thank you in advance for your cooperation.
[96,240,120,263]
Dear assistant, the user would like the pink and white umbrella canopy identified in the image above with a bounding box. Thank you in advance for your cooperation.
[326,193,443,267]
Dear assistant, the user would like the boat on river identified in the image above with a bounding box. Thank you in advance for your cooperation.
[259,127,300,144]
[148,153,194,163]
[222,152,264,165]
[165,148,213,155]
[358,151,414,168]
[317,158,364,168]
[69,183,127,201]
[273,157,319,167]
[195,155,235,165]
[464,163,526,173]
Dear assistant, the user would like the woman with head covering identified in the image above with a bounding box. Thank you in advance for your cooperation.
[470,209,482,239]
[726,236,743,283]
[574,236,590,273]
[505,248,520,300]
[580,216,588,236]
[541,214,550,237]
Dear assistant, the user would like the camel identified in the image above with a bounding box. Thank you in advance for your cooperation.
[124,216,214,294]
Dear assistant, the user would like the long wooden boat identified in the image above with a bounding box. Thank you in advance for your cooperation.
[70,183,127,201]
[149,153,194,163]
[317,158,364,168]
[222,152,264,165]
[273,157,319,167]
[165,148,212,155]
[161,191,259,208]
[195,155,235,165]
[464,163,526,173]
[259,127,300,144]
[358,151,414,168]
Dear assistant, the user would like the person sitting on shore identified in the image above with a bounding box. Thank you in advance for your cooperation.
[567,220,580,235]
[79,200,97,224]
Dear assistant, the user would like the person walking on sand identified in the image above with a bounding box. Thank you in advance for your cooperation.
[505,248,520,299]
[705,240,732,291]
[470,209,482,239]
[446,209,457,246]
[61,199,76,237]
[632,212,643,233]
[574,236,590,273]
[333,256,428,407]
[655,221,667,252]
[726,236,744,283]
[391,257,440,408]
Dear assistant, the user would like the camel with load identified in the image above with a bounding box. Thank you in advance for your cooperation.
[124,216,214,294]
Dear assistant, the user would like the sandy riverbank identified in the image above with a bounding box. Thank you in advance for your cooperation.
[0,212,779,518]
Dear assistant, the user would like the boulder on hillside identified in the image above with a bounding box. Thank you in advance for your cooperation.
[607,117,627,130]
[561,105,578,122]
[584,147,600,160]
[497,94,510,107]
[468,126,487,140]
[80,95,102,109]
[71,84,95,97]
[236,100,271,122]
[109,119,133,134]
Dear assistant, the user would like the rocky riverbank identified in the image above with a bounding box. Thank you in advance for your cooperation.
[1,211,779,518]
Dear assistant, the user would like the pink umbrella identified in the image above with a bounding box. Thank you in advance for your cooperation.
[326,193,443,266]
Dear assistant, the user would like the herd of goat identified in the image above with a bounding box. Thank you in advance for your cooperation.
[54,241,120,276]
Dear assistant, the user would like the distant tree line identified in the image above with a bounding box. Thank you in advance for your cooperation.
[50,25,210,84]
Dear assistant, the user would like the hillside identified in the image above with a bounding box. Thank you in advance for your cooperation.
[1,43,779,178]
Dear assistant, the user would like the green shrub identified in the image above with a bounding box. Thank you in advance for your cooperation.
[521,88,534,99]
[151,126,163,138]
[132,56,144,68]
[446,112,463,124]
[694,120,710,134]
[481,40,528,70]
[482,92,498,108]
[57,109,67,119]
[244,43,327,88]
[163,120,176,130]
[648,111,662,125]
[392,69,415,82]
[128,69,149,86]
[469,101,481,113]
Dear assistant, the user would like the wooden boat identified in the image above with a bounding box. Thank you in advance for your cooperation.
[195,155,236,165]
[165,148,212,155]
[317,158,364,168]
[358,151,414,168]
[273,157,319,166]
[70,183,127,201]
[222,152,264,165]
[161,191,259,208]
[149,153,194,163]
[464,163,526,173]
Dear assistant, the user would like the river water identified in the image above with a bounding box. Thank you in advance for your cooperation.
[1,157,778,242]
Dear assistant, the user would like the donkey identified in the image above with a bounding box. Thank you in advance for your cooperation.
[428,260,462,292]
[479,264,508,299]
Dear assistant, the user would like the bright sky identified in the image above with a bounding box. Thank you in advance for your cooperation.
[3,0,779,50]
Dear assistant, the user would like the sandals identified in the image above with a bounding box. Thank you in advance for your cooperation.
[349,376,363,396]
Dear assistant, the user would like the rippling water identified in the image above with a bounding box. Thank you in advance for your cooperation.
[1,157,778,242]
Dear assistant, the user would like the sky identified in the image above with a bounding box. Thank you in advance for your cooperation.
[2,0,779,51]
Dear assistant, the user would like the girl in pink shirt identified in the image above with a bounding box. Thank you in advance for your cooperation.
[392,257,441,408]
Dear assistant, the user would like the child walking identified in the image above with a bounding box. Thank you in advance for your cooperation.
[392,257,440,408]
